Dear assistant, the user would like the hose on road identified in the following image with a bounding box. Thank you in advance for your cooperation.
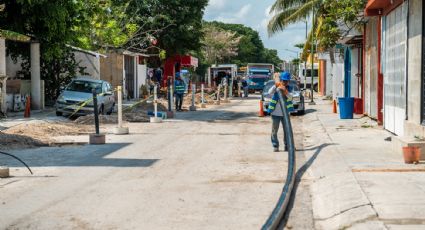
[261,89,296,230]
[0,151,33,175]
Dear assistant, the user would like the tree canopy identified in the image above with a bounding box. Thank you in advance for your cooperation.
[203,21,282,69]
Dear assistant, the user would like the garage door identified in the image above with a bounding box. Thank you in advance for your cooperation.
[383,2,407,136]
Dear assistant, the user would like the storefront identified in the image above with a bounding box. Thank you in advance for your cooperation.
[365,0,407,136]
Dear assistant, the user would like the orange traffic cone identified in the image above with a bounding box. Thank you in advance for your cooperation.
[332,99,337,114]
[259,100,265,117]
[24,96,31,118]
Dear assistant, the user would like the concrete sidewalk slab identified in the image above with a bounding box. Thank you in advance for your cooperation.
[302,98,425,229]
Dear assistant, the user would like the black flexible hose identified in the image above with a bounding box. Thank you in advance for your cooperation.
[0,151,33,175]
[261,89,296,230]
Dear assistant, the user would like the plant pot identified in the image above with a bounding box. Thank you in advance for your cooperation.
[402,146,421,164]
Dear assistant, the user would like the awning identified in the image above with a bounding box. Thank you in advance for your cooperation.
[365,0,403,16]
[180,55,198,68]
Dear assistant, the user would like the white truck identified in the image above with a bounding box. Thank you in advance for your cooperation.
[298,62,319,91]
[208,64,238,97]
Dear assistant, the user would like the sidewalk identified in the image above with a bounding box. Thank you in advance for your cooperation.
[301,98,425,229]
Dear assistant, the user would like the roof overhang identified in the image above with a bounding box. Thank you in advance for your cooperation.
[365,0,404,16]
[0,29,32,43]
[122,50,149,57]
[68,45,107,58]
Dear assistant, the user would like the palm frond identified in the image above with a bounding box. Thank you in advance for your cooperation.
[270,0,309,13]
[268,0,320,36]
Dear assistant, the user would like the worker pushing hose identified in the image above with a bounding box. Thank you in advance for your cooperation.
[267,72,295,152]
[262,71,297,230]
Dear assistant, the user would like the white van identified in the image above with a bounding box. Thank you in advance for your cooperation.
[298,63,319,91]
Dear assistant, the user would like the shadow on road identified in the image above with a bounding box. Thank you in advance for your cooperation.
[0,143,159,168]
[278,143,335,229]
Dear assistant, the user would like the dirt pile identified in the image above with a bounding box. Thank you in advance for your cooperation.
[74,114,118,125]
[0,121,92,149]
[128,99,168,113]
[74,113,151,125]
[183,92,216,105]
[0,133,47,149]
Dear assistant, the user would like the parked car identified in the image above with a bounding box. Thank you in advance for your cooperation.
[262,79,305,115]
[56,78,115,117]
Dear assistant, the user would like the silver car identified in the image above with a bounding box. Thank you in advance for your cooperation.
[56,78,115,116]
[262,80,305,115]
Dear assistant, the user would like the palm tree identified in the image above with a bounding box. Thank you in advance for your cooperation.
[268,0,322,61]
[267,0,321,36]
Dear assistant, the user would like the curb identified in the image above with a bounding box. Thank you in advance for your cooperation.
[302,109,381,229]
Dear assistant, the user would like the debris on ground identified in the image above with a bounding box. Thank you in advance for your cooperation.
[0,121,93,149]
[0,133,47,149]
[74,114,119,125]
[184,92,216,105]
[74,113,151,124]
[126,98,168,113]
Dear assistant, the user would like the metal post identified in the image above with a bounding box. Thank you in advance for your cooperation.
[190,84,196,111]
[309,5,316,105]
[154,85,158,118]
[201,84,206,108]
[92,89,100,135]
[167,78,171,111]
[118,86,123,128]
[304,20,308,90]
[150,85,162,123]
[229,81,233,99]
[114,86,129,135]
[224,84,229,103]
[215,85,221,105]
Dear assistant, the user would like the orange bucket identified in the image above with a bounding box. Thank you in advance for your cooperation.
[402,146,421,164]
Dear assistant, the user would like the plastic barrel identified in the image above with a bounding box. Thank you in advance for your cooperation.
[338,97,354,119]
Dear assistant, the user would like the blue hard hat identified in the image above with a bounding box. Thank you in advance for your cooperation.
[280,72,291,81]
[175,72,180,78]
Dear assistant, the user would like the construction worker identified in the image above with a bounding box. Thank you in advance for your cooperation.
[241,77,248,97]
[174,72,186,111]
[267,72,294,152]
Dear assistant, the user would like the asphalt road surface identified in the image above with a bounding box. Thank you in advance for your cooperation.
[0,96,313,229]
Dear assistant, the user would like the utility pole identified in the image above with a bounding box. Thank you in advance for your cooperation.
[304,20,308,90]
[309,4,316,105]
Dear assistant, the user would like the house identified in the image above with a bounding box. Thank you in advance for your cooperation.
[364,0,425,158]
[0,30,42,113]
[100,50,148,100]
[70,45,106,80]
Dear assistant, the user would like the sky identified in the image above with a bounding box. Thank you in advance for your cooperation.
[203,0,312,61]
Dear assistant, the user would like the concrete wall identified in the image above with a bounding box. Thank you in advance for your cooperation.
[6,56,24,79]
[404,0,423,137]
[325,59,333,96]
[74,51,100,79]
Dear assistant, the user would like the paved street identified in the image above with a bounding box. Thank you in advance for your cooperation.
[0,97,311,229]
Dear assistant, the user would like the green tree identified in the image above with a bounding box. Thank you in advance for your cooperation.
[0,0,88,102]
[204,21,281,68]
[268,0,366,60]
[201,24,241,65]
[127,0,209,57]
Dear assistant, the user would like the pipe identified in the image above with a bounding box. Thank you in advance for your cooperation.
[262,89,296,230]
[0,151,33,175]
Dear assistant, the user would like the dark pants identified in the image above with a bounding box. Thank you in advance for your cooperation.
[175,93,183,110]
[271,115,287,149]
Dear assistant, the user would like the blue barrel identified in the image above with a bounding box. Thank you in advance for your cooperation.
[338,97,354,119]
